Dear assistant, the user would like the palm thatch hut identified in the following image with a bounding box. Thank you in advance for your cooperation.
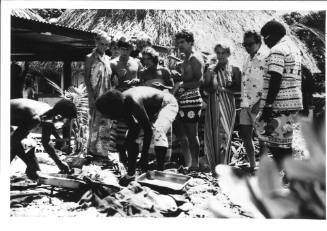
[11,9,46,21]
[57,9,320,73]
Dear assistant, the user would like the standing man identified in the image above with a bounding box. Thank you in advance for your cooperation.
[172,29,204,171]
[110,37,143,164]
[255,20,303,168]
[239,31,267,172]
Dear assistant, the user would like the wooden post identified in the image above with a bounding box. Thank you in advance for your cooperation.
[63,61,72,90]
[63,60,72,153]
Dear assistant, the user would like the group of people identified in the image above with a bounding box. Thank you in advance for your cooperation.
[85,19,304,185]
[10,19,304,186]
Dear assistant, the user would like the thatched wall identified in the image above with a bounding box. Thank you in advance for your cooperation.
[57,9,319,73]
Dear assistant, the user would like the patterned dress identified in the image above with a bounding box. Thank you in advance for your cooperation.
[204,64,238,170]
[86,49,113,157]
[255,36,303,149]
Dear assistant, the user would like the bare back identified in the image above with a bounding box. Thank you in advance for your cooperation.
[11,98,51,127]
[123,86,165,119]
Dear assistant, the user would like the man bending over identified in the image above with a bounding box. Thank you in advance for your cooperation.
[11,98,77,179]
[95,86,178,186]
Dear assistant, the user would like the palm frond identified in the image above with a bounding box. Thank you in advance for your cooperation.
[291,22,326,46]
[44,77,64,96]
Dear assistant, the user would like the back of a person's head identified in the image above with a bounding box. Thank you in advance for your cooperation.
[117,36,133,49]
[261,20,286,38]
[53,99,77,119]
[95,89,124,118]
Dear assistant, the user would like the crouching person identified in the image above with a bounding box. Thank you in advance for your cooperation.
[95,86,178,186]
[11,98,77,179]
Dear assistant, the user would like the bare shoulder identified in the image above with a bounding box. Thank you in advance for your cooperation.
[190,52,204,66]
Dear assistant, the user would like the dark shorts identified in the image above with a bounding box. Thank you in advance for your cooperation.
[176,88,202,123]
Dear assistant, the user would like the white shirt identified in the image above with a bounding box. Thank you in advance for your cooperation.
[241,46,267,108]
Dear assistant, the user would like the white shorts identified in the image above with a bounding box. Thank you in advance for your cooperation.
[153,93,178,147]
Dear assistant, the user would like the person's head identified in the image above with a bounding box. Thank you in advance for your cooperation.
[260,20,286,48]
[175,29,194,53]
[135,34,152,51]
[243,30,262,56]
[141,47,159,67]
[94,30,111,55]
[52,99,77,119]
[214,43,231,64]
[109,39,120,59]
[95,89,125,120]
[117,36,133,59]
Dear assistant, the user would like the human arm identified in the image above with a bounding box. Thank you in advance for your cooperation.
[260,50,284,122]
[41,122,71,173]
[125,97,153,157]
[229,66,242,93]
[162,67,174,87]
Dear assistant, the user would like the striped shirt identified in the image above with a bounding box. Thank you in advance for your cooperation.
[260,36,303,111]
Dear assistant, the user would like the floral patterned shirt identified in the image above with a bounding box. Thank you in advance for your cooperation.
[241,46,267,108]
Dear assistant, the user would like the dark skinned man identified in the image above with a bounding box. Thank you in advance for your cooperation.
[95,87,178,186]
[11,98,77,179]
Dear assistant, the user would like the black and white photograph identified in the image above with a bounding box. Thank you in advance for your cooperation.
[1,0,326,228]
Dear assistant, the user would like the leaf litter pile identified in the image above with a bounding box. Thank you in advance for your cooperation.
[10,118,325,218]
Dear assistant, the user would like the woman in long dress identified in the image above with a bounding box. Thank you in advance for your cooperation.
[84,30,113,157]
[203,43,241,171]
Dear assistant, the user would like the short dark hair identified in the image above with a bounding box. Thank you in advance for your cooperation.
[117,36,133,49]
[244,30,262,44]
[52,99,77,119]
[142,47,159,65]
[260,20,286,38]
[175,29,194,43]
[95,89,125,119]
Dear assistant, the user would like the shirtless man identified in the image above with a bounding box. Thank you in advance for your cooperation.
[11,99,77,179]
[172,29,204,171]
[95,87,178,186]
[139,46,174,89]
[110,37,143,164]
[110,37,143,92]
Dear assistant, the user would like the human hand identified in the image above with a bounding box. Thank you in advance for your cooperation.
[172,81,183,95]
[59,162,72,174]
[124,78,140,86]
[171,70,181,77]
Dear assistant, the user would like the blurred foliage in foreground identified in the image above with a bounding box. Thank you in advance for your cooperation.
[212,113,325,219]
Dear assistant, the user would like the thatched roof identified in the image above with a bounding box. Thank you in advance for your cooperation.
[11,9,45,22]
[58,9,319,72]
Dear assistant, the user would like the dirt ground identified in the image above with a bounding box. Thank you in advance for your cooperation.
[9,124,307,218]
